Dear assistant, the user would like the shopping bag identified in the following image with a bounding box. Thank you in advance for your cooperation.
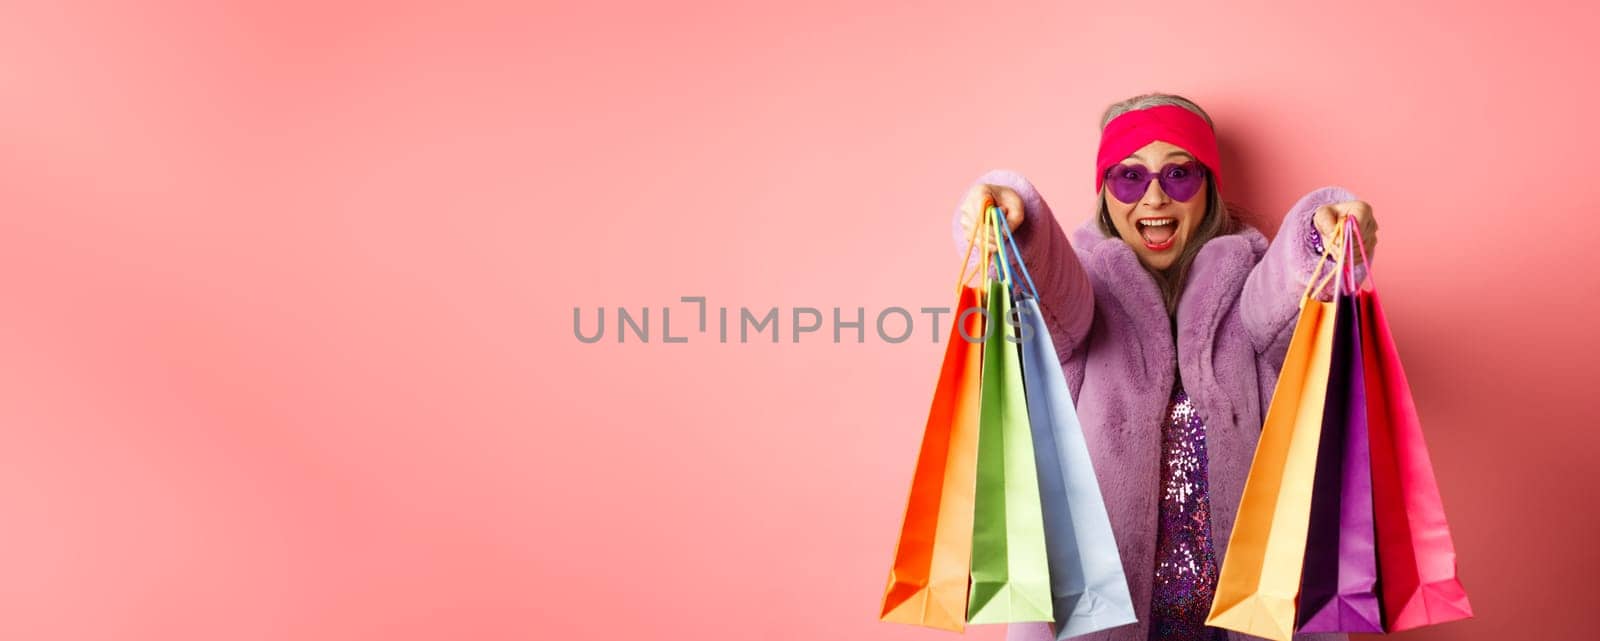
[879,214,992,631]
[1205,229,1346,641]
[998,207,1136,638]
[967,206,1054,624]
[1297,223,1383,633]
[1355,226,1475,632]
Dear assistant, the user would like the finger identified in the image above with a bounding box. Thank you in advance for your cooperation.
[1313,205,1338,237]
[1346,202,1377,233]
[997,190,1026,231]
[1353,212,1376,248]
[963,185,995,218]
[1344,204,1369,234]
[978,194,1005,225]
[966,181,991,203]
[961,198,988,240]
[1347,203,1370,223]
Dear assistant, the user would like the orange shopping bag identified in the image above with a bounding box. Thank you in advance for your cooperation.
[879,211,994,631]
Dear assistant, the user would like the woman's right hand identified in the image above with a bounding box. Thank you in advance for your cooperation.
[959,183,1026,254]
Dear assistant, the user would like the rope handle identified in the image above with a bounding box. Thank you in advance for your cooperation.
[1345,214,1376,293]
[1302,213,1377,302]
[954,201,992,295]
[994,205,1039,300]
[1301,218,1348,303]
[987,206,1014,288]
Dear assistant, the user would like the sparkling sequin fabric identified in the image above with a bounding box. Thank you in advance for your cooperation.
[1148,382,1228,641]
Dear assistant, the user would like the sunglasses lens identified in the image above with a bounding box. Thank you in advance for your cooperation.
[1106,165,1150,202]
[1159,162,1206,201]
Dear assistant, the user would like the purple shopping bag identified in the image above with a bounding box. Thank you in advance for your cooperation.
[1296,243,1383,633]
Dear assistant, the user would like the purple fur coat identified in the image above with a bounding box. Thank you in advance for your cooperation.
[951,170,1358,641]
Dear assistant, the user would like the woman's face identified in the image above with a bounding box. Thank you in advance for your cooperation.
[1102,140,1209,271]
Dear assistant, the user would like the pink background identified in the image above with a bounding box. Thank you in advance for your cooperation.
[2,1,1594,640]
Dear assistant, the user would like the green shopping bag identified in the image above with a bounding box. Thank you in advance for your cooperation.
[967,207,1053,624]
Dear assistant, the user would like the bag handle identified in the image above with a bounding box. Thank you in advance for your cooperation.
[993,205,1039,300]
[1328,214,1375,295]
[1301,219,1348,302]
[1304,214,1377,301]
[1344,214,1376,293]
[954,203,1019,297]
[954,203,992,295]
[987,206,1015,289]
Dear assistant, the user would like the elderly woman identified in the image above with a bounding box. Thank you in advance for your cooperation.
[952,93,1377,641]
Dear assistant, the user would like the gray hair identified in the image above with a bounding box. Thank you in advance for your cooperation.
[1099,92,1217,130]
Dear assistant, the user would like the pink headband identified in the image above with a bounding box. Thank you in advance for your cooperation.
[1094,105,1222,195]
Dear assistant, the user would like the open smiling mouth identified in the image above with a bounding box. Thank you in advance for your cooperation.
[1136,217,1178,251]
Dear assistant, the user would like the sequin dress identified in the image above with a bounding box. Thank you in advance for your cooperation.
[1147,381,1228,641]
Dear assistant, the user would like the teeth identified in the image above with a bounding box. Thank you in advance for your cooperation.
[1138,219,1175,227]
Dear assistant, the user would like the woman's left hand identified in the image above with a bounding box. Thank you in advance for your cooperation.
[1313,200,1378,265]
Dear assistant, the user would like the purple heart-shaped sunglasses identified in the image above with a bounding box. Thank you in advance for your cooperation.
[1102,160,1208,203]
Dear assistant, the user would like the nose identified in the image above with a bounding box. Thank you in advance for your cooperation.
[1141,176,1170,207]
